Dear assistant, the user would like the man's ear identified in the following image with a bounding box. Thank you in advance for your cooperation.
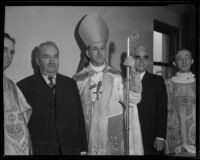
[36,57,39,66]
[191,59,194,64]
[86,50,89,58]
[173,61,176,67]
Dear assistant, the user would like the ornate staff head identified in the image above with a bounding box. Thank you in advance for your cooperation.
[128,31,139,57]
[129,31,139,42]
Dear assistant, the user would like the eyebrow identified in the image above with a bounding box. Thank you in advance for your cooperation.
[176,54,191,58]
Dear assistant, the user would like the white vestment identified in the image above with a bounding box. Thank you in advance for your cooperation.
[4,75,32,155]
[73,64,143,155]
[165,72,196,157]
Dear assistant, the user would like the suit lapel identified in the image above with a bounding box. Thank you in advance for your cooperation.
[142,71,150,87]
[140,71,150,106]
[33,73,55,109]
[55,73,63,104]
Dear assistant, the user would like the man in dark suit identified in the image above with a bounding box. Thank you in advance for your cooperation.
[130,46,168,155]
[17,41,87,155]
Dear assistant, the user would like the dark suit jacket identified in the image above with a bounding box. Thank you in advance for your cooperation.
[17,73,87,155]
[137,71,168,155]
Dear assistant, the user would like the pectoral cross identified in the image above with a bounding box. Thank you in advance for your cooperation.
[93,81,102,101]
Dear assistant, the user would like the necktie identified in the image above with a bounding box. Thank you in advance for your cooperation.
[47,76,55,88]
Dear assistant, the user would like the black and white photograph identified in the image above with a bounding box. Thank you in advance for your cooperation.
[2,1,198,158]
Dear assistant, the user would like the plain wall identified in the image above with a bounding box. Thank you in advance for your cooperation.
[4,6,181,82]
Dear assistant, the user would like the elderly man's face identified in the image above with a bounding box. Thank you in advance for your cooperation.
[87,42,106,67]
[4,37,15,71]
[36,45,59,76]
[133,49,148,73]
[174,50,193,73]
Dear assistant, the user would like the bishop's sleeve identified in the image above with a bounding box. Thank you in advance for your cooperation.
[122,73,142,107]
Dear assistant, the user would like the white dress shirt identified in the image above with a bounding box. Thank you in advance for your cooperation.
[139,71,146,81]
[42,74,56,85]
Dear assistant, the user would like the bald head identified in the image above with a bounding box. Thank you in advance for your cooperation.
[38,41,59,57]
[36,41,59,76]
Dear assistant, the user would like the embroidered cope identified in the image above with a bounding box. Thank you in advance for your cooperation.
[4,75,32,155]
[74,65,143,155]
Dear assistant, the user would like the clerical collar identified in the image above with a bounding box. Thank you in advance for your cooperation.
[42,74,56,84]
[171,72,195,83]
[89,63,105,73]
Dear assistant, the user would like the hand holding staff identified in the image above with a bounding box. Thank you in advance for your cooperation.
[123,31,139,155]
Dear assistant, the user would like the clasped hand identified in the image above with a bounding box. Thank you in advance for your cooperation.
[123,56,137,75]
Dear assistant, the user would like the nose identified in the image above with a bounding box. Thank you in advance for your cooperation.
[139,58,145,63]
[49,57,54,64]
[182,58,188,64]
[97,48,102,56]
[4,50,12,59]
[182,58,188,65]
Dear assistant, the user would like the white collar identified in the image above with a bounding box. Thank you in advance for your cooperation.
[89,63,105,73]
[171,72,195,83]
[42,74,56,84]
[139,71,146,80]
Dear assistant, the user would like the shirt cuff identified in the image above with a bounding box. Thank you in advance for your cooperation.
[156,137,165,141]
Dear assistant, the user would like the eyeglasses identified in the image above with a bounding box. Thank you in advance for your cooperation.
[134,55,148,60]
[176,56,191,62]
